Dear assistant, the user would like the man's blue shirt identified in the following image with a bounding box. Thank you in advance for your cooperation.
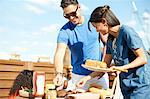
[57,16,102,75]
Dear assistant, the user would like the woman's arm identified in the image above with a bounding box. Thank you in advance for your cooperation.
[104,54,113,68]
[76,54,112,88]
[100,33,108,61]
[120,48,147,70]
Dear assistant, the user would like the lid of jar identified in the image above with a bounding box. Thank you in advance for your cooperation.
[46,84,56,90]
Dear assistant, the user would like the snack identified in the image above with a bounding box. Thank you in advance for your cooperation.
[57,90,67,98]
[85,59,107,68]
[96,61,107,68]
[88,87,101,93]
[85,59,97,67]
[89,87,112,99]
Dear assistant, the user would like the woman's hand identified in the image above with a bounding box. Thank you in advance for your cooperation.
[110,65,128,73]
[76,76,91,88]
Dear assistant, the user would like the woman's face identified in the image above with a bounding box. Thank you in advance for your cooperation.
[92,22,109,35]
[63,5,81,24]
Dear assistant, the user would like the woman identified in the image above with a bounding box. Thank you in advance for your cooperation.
[9,70,34,99]
[77,5,150,99]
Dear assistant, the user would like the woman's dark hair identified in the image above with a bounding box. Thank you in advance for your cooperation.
[88,5,119,41]
[9,70,34,98]
[60,0,78,8]
[89,5,120,27]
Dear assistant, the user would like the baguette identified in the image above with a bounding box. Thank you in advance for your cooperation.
[85,59,107,68]
[85,59,97,67]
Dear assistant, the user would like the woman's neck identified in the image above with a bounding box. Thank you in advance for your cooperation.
[108,25,120,38]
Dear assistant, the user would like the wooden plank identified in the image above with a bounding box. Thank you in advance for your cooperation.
[0,59,25,66]
[0,80,54,89]
[33,67,55,73]
[0,72,19,80]
[0,80,14,88]
[45,73,55,80]
[0,72,54,80]
[0,79,54,88]
[0,97,9,99]
[33,62,54,67]
[0,89,10,97]
[0,65,25,72]
[45,80,53,84]
[33,62,69,69]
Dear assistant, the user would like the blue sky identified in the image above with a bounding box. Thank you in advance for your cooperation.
[0,0,150,62]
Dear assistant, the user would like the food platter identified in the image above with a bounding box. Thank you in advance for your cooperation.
[82,64,115,72]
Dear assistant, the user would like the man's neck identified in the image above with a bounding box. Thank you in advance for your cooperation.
[77,16,84,26]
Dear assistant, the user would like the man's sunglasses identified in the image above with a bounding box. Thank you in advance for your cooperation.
[63,6,78,19]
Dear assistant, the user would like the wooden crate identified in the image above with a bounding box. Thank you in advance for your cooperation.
[0,59,68,98]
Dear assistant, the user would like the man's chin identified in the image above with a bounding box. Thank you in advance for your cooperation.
[70,19,79,25]
[71,21,78,25]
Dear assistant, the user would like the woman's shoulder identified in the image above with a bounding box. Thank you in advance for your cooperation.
[120,25,137,34]
[120,25,138,37]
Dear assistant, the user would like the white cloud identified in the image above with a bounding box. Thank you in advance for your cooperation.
[137,31,150,50]
[143,11,150,24]
[29,23,60,39]
[27,54,52,62]
[137,31,146,39]
[31,32,41,36]
[48,0,60,10]
[0,52,10,60]
[47,42,55,47]
[1,41,9,44]
[20,41,28,45]
[26,0,50,5]
[143,11,150,19]
[10,46,28,52]
[25,4,45,14]
[26,0,61,10]
[0,27,7,33]
[32,41,39,46]
[80,3,90,13]
[125,20,136,29]
[41,23,61,34]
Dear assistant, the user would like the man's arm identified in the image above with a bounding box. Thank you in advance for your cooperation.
[54,43,67,73]
[53,43,67,86]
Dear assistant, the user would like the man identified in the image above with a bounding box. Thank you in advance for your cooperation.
[53,0,109,91]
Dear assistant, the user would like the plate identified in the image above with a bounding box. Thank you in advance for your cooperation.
[82,64,115,72]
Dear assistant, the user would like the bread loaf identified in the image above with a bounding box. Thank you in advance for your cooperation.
[96,61,107,68]
[57,90,67,97]
[89,87,112,99]
[85,59,107,68]
[85,59,97,67]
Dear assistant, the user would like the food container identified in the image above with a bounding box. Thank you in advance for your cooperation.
[46,84,57,99]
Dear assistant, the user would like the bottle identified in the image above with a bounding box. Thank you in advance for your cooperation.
[46,84,57,99]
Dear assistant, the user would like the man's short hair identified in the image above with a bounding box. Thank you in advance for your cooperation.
[60,0,78,8]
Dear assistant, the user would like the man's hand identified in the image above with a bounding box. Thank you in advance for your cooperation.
[53,73,64,86]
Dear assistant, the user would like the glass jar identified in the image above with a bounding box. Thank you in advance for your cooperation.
[46,84,57,99]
